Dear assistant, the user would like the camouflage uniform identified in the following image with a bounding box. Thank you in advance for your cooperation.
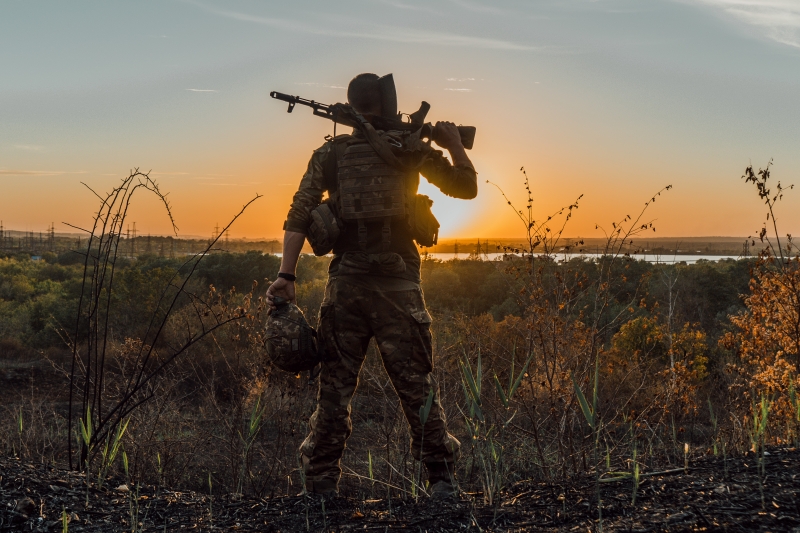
[284,129,477,493]
[300,276,460,492]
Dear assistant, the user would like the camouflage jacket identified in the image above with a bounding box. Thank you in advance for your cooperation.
[283,130,478,282]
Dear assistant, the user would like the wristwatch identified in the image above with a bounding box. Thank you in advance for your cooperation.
[277,272,296,282]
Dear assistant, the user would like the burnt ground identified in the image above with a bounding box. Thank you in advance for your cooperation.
[2,449,800,532]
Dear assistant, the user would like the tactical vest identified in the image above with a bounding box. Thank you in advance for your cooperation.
[336,140,408,252]
[304,134,439,257]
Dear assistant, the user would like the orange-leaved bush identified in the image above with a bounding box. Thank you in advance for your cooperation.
[722,255,800,439]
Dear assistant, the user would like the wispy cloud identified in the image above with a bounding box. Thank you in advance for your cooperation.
[444,88,472,92]
[187,88,218,92]
[150,171,191,176]
[446,77,476,82]
[184,1,537,51]
[12,144,44,151]
[0,169,86,176]
[294,82,346,89]
[376,0,439,14]
[447,0,508,15]
[685,0,800,48]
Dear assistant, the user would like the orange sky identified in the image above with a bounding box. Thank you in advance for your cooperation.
[2,1,799,241]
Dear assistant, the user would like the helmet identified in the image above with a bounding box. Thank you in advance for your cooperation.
[264,298,321,372]
[377,73,398,119]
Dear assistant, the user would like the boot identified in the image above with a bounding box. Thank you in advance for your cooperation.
[301,477,339,498]
[425,461,457,500]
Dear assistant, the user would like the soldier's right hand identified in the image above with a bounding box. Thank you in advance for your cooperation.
[266,277,295,310]
[432,121,462,150]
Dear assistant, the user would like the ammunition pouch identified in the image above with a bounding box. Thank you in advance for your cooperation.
[408,194,439,247]
[307,200,341,256]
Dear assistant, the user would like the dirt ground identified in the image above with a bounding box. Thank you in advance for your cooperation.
[2,447,799,532]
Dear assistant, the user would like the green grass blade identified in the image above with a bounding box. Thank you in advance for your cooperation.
[493,374,509,408]
[571,374,595,429]
[509,342,516,392]
[476,348,482,395]
[509,353,534,400]
[591,356,600,421]
[460,359,482,406]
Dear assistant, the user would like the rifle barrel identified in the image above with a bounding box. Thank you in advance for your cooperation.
[270,91,330,114]
[269,91,293,102]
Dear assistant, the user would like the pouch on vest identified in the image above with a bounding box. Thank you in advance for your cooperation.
[307,200,341,256]
[408,194,440,247]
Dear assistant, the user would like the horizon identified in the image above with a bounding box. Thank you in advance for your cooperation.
[0,229,760,241]
[2,1,799,240]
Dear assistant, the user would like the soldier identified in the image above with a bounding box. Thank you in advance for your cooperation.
[266,73,478,499]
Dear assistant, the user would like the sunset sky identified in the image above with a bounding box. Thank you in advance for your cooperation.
[2,0,799,241]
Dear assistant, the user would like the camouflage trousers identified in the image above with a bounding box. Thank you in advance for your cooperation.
[300,277,460,493]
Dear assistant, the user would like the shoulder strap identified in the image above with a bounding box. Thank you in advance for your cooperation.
[360,122,408,171]
[329,105,412,172]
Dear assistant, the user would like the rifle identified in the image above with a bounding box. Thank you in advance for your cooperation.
[270,91,476,150]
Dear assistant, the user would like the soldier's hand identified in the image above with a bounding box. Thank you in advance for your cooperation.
[433,121,462,150]
[266,277,295,310]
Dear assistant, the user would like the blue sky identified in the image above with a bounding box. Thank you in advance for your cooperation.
[1,0,799,239]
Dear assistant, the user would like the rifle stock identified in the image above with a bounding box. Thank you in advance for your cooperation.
[454,126,476,151]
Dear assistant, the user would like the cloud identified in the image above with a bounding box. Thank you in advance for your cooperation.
[0,170,86,176]
[376,0,439,14]
[294,82,346,89]
[187,88,218,92]
[685,0,800,48]
[12,144,44,151]
[446,0,508,15]
[446,77,476,81]
[184,1,537,51]
[444,88,472,92]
